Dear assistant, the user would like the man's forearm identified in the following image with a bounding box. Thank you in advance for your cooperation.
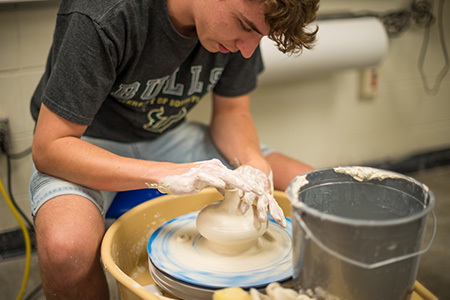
[210,94,270,175]
[32,104,184,191]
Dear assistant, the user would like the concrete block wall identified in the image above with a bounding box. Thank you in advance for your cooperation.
[1,0,449,231]
[0,1,58,231]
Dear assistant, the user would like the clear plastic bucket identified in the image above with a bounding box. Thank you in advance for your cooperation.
[286,166,436,300]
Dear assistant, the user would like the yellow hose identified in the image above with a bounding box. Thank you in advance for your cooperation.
[0,175,31,300]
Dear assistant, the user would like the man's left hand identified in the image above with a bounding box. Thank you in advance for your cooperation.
[235,165,287,228]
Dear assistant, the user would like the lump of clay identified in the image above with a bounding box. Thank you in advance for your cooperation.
[263,283,315,300]
[213,283,315,300]
[196,188,268,255]
[213,287,252,300]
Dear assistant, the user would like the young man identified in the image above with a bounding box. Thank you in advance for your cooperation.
[30,0,319,298]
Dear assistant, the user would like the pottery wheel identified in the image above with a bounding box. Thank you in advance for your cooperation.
[147,211,292,290]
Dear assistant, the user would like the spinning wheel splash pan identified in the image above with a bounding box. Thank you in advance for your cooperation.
[147,211,293,289]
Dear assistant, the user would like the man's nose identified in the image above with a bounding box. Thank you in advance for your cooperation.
[236,35,262,59]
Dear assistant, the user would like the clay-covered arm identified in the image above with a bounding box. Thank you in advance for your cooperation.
[32,103,261,194]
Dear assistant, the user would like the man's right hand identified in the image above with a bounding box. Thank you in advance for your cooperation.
[146,159,264,196]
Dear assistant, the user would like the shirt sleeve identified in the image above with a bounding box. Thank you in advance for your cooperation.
[42,12,118,126]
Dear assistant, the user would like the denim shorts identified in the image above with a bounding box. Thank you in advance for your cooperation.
[29,121,274,219]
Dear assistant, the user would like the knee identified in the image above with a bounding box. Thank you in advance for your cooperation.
[38,226,103,280]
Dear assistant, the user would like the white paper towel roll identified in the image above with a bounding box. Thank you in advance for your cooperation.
[258,17,388,84]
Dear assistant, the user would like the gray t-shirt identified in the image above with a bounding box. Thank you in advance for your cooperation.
[31,0,264,142]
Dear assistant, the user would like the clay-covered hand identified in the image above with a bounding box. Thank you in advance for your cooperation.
[235,165,287,228]
[146,159,264,196]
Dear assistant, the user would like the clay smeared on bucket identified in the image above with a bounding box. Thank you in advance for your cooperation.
[288,175,309,209]
[334,166,430,195]
[334,166,406,182]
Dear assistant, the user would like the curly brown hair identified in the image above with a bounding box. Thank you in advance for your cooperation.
[262,0,320,54]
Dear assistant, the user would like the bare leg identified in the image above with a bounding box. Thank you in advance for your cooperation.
[35,195,109,300]
[266,152,315,191]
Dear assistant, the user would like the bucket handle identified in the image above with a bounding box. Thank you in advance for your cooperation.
[294,210,436,269]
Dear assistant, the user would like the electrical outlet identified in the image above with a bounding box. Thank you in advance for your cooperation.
[359,66,380,100]
[0,116,10,154]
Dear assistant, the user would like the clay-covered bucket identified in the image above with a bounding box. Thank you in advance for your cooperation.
[286,166,436,300]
